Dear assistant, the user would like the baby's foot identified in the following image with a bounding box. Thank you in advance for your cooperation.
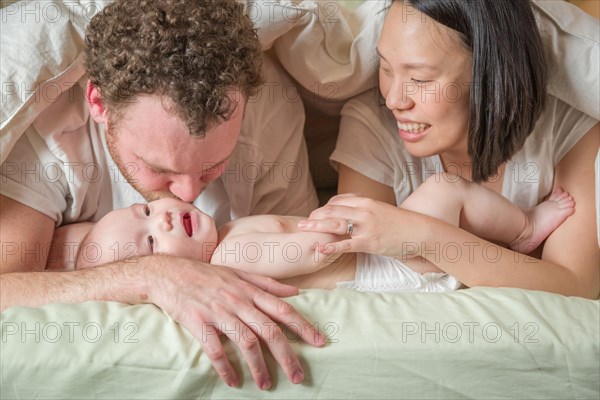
[510,188,575,254]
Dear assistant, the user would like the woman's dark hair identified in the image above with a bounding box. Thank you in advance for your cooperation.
[396,0,547,182]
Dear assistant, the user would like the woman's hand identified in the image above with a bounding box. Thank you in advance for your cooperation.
[298,193,422,258]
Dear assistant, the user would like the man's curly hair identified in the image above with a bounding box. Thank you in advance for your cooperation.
[84,0,263,137]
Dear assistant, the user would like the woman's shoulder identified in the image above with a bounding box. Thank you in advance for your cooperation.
[525,94,598,163]
[340,88,385,119]
[503,94,598,208]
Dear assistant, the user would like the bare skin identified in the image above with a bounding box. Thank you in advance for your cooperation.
[297,1,599,298]
[62,174,576,291]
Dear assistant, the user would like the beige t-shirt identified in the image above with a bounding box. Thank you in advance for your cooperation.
[331,89,598,209]
[0,56,318,227]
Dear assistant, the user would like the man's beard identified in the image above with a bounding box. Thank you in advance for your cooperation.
[106,125,176,202]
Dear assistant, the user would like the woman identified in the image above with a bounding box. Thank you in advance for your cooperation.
[298,0,599,298]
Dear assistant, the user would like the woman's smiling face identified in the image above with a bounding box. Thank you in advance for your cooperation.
[378,1,473,161]
[77,198,218,268]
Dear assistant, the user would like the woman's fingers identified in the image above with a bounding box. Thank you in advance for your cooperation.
[326,192,362,203]
[318,240,353,255]
[298,217,352,236]
[308,204,357,220]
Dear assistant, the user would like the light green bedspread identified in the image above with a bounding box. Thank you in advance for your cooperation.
[1,287,599,399]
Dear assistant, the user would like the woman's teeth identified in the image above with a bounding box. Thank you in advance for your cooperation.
[398,122,429,133]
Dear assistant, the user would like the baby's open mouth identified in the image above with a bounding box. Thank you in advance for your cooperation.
[182,213,193,237]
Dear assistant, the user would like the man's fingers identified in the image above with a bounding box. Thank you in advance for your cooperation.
[234,270,299,298]
[199,307,273,391]
[188,320,240,388]
[220,316,272,390]
[253,292,325,348]
[236,306,303,387]
[242,295,320,385]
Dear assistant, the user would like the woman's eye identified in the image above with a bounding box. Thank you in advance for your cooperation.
[147,236,155,252]
[144,205,150,216]
[411,78,431,84]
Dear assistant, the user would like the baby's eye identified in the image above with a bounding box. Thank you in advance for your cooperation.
[147,236,155,252]
[144,205,151,216]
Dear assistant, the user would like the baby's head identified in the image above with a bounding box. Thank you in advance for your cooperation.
[75,198,217,268]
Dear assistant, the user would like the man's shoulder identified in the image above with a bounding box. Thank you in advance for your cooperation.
[32,80,91,139]
[238,53,305,148]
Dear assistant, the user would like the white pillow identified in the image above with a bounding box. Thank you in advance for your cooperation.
[273,0,599,118]
[2,0,598,165]
[0,0,102,164]
[0,0,322,163]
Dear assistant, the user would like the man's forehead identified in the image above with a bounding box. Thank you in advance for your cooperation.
[116,94,243,170]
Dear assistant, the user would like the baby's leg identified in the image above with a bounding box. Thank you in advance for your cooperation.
[401,173,575,254]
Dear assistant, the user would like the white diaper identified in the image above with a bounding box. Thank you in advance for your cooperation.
[337,253,462,293]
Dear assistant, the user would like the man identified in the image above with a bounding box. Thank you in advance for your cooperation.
[0,0,321,390]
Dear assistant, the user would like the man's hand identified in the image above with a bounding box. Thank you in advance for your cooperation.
[1,196,325,389]
[144,256,325,389]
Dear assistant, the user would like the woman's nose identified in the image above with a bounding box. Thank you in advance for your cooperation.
[386,79,416,111]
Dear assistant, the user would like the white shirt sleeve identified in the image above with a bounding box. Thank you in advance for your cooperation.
[0,81,112,227]
[330,90,397,187]
[1,128,68,226]
[549,97,599,166]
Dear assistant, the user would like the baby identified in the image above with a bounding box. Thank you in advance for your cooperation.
[57,174,575,293]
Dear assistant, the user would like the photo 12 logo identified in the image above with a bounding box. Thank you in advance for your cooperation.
[399,321,540,344]
[1,321,139,344]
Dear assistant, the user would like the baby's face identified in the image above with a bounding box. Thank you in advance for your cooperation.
[79,198,217,267]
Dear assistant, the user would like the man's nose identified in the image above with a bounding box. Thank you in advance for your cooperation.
[169,175,205,203]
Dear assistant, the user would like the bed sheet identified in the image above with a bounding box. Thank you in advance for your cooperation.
[2,287,598,399]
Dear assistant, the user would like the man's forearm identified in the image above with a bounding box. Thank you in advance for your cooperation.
[0,260,151,311]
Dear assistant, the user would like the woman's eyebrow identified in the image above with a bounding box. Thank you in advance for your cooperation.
[376,47,439,71]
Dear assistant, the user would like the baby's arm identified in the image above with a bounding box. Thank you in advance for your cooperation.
[211,215,344,279]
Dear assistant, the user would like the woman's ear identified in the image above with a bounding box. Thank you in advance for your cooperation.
[86,80,109,124]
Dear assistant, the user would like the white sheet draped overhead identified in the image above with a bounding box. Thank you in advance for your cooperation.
[1,0,599,165]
